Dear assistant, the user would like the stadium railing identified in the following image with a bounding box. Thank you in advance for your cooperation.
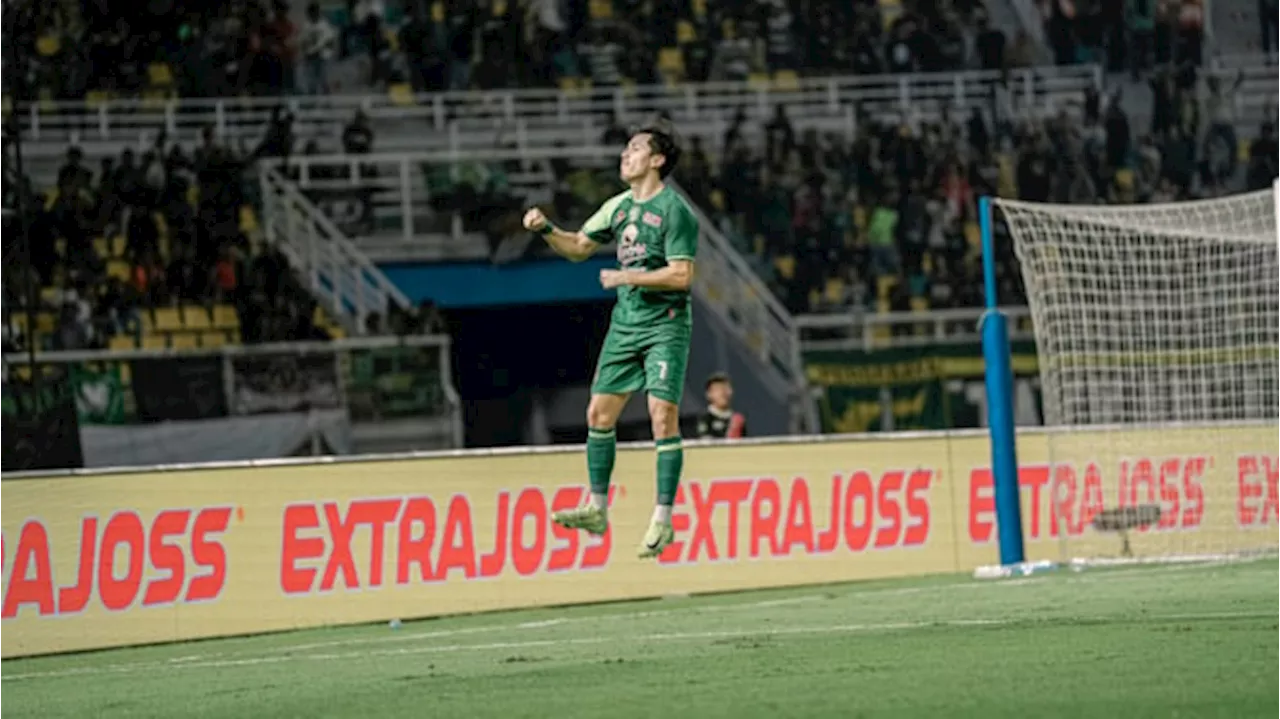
[795,306,1036,352]
[11,65,1103,153]
[3,334,465,455]
[259,163,413,332]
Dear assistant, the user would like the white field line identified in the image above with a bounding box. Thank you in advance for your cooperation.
[3,610,1269,683]
[0,558,1264,683]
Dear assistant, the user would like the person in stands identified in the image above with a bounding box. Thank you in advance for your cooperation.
[696,372,747,440]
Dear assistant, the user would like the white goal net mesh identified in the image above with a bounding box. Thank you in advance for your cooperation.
[997,188,1279,563]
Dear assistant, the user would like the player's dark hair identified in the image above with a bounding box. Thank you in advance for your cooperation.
[705,372,731,390]
[634,115,682,178]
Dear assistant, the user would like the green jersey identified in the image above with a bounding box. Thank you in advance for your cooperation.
[582,185,699,329]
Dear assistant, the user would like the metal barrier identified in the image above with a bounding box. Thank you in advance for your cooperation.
[11,65,1103,151]
[259,163,412,329]
[795,306,1037,352]
[3,334,465,450]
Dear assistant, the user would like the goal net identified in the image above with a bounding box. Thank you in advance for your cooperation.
[996,187,1279,565]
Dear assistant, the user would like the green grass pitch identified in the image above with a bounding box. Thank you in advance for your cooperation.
[3,559,1276,718]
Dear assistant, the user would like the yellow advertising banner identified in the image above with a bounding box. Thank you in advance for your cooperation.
[2,426,1276,657]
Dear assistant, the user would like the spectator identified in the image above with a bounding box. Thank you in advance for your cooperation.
[299,2,337,95]
[1246,123,1278,191]
[974,10,1007,71]
[696,373,747,440]
[399,1,444,93]
[1263,0,1279,57]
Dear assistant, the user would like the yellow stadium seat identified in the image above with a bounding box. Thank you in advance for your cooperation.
[1238,140,1251,162]
[238,205,259,233]
[85,90,112,108]
[710,189,725,212]
[109,335,137,351]
[39,287,59,306]
[93,238,109,257]
[388,82,415,106]
[677,20,696,44]
[588,0,612,19]
[142,334,168,350]
[773,70,800,92]
[107,260,131,282]
[36,312,56,334]
[692,0,706,18]
[492,0,507,14]
[823,277,845,304]
[747,73,771,89]
[774,255,796,280]
[201,330,228,348]
[383,29,400,53]
[148,63,173,87]
[753,235,765,256]
[964,221,981,250]
[37,35,60,56]
[876,275,897,301]
[658,48,685,74]
[111,235,127,257]
[169,332,198,350]
[431,2,445,22]
[212,305,239,329]
[184,308,211,330]
[910,296,930,312]
[119,361,132,385]
[153,307,182,332]
[55,237,67,255]
[141,90,172,111]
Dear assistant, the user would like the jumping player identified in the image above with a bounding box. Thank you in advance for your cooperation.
[521,116,697,559]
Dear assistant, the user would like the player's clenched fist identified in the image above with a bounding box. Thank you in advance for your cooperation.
[522,207,548,232]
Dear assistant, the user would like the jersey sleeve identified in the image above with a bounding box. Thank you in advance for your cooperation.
[664,201,699,262]
[581,190,629,244]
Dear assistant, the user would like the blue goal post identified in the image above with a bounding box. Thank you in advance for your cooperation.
[978,196,1026,567]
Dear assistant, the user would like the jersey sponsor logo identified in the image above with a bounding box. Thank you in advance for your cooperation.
[642,211,663,228]
[629,207,640,222]
[614,210,626,224]
[617,224,647,265]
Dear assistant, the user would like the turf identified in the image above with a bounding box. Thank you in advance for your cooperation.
[2,560,1276,718]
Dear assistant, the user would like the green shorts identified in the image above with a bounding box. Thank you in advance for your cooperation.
[591,322,690,404]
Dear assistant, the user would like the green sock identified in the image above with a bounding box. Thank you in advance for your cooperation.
[655,436,683,507]
[586,427,616,506]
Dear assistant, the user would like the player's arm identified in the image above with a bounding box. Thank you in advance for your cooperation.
[523,191,628,263]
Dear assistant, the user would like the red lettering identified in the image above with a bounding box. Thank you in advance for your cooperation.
[1264,456,1279,525]
[143,510,190,606]
[844,472,874,552]
[187,507,231,602]
[781,478,815,554]
[281,504,324,594]
[2,521,54,618]
[397,497,438,584]
[902,470,931,546]
[359,500,401,588]
[1051,465,1077,537]
[437,495,477,579]
[1021,466,1049,539]
[510,489,547,577]
[57,517,97,614]
[968,469,995,543]
[749,478,782,557]
[873,471,904,548]
[1127,459,1157,510]
[1080,464,1104,531]
[1175,458,1204,528]
[815,475,842,553]
[1239,456,1261,525]
[665,484,689,562]
[1157,459,1181,530]
[98,512,145,612]
[546,487,582,572]
[718,479,752,559]
[688,482,719,561]
[479,492,511,578]
[320,503,359,591]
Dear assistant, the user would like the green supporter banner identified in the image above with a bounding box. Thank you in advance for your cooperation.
[804,342,1042,433]
[69,362,130,425]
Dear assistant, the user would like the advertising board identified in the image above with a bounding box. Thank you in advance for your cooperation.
[3,425,1275,657]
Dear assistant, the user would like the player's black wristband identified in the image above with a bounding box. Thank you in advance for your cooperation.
[536,224,557,237]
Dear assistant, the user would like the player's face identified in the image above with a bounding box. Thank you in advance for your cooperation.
[706,381,733,409]
[620,133,661,182]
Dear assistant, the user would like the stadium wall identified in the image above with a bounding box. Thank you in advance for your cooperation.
[2,426,1276,658]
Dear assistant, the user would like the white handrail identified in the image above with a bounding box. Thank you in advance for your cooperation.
[259,165,411,330]
[796,306,1036,352]
[13,65,1105,145]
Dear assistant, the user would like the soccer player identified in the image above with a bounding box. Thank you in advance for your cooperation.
[521,116,697,559]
